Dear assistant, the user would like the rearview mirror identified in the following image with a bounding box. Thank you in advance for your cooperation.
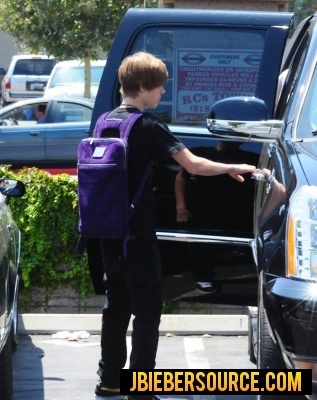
[207,96,283,142]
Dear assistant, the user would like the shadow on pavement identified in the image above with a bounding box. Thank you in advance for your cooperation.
[13,335,46,400]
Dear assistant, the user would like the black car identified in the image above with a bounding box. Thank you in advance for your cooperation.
[0,178,25,399]
[208,13,317,400]
[92,8,293,306]
[93,7,317,398]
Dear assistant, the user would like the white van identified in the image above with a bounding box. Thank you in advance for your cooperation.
[44,60,106,99]
[1,54,55,106]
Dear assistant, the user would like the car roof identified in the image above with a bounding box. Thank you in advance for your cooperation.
[0,97,95,113]
[122,8,293,28]
[52,60,106,68]
[10,53,53,60]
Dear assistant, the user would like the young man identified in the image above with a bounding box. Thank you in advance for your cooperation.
[94,51,256,400]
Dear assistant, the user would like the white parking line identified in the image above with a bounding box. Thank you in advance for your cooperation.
[124,336,132,369]
[183,337,210,369]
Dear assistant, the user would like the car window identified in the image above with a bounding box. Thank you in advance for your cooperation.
[13,59,55,76]
[0,102,48,126]
[91,67,104,85]
[296,62,317,138]
[50,66,104,87]
[129,27,266,125]
[275,33,309,120]
[54,102,93,123]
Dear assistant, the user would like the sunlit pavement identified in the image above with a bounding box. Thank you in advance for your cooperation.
[13,333,255,400]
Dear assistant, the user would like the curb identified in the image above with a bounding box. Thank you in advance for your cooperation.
[18,314,248,335]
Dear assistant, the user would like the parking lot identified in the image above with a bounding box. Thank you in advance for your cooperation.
[13,333,255,400]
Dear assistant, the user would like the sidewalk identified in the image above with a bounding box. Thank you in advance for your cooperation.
[18,313,249,335]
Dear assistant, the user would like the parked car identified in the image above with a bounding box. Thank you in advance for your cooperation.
[1,54,56,107]
[0,97,94,170]
[90,7,292,305]
[207,13,317,399]
[92,7,317,398]
[0,178,25,399]
[44,60,106,99]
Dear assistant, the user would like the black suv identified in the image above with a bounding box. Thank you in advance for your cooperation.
[209,14,317,400]
[92,8,317,399]
[92,8,293,306]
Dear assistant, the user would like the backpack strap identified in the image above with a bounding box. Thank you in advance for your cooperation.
[119,112,151,218]
[128,162,151,219]
[93,110,144,139]
[119,111,144,141]
[93,111,111,138]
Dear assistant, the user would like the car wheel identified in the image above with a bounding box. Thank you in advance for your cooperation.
[0,325,14,400]
[256,273,306,400]
[248,306,257,364]
[257,295,284,369]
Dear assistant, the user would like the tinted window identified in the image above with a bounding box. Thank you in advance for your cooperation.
[55,102,93,123]
[13,59,55,76]
[130,27,266,126]
[50,66,104,86]
[0,102,48,125]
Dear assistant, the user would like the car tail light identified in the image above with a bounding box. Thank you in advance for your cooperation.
[4,78,11,89]
[286,186,317,281]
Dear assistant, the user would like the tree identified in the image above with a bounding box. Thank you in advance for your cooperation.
[0,0,158,97]
[288,0,317,28]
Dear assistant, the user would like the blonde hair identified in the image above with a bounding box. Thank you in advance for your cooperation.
[118,52,168,97]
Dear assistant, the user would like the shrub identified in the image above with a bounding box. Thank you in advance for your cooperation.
[0,166,92,300]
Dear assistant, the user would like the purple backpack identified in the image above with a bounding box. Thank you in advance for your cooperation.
[77,111,149,254]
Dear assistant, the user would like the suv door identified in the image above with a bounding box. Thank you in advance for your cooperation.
[93,9,293,305]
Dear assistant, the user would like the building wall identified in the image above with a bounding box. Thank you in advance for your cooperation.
[159,0,290,11]
[0,31,20,70]
[0,32,20,94]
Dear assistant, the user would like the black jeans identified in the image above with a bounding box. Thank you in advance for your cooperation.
[98,238,163,388]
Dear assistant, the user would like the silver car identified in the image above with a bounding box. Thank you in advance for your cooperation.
[1,54,56,107]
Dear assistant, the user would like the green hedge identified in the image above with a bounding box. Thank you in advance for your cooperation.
[1,166,92,299]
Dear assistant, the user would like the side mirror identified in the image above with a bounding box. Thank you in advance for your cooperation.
[0,68,6,75]
[0,178,25,198]
[207,96,282,142]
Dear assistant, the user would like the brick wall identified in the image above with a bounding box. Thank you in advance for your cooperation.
[19,284,248,315]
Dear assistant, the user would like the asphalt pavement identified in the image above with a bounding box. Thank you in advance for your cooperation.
[13,314,256,400]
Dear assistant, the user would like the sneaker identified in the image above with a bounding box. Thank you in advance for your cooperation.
[124,396,160,400]
[196,281,219,293]
[95,379,123,399]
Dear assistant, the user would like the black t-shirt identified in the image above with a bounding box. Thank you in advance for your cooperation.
[106,107,185,238]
